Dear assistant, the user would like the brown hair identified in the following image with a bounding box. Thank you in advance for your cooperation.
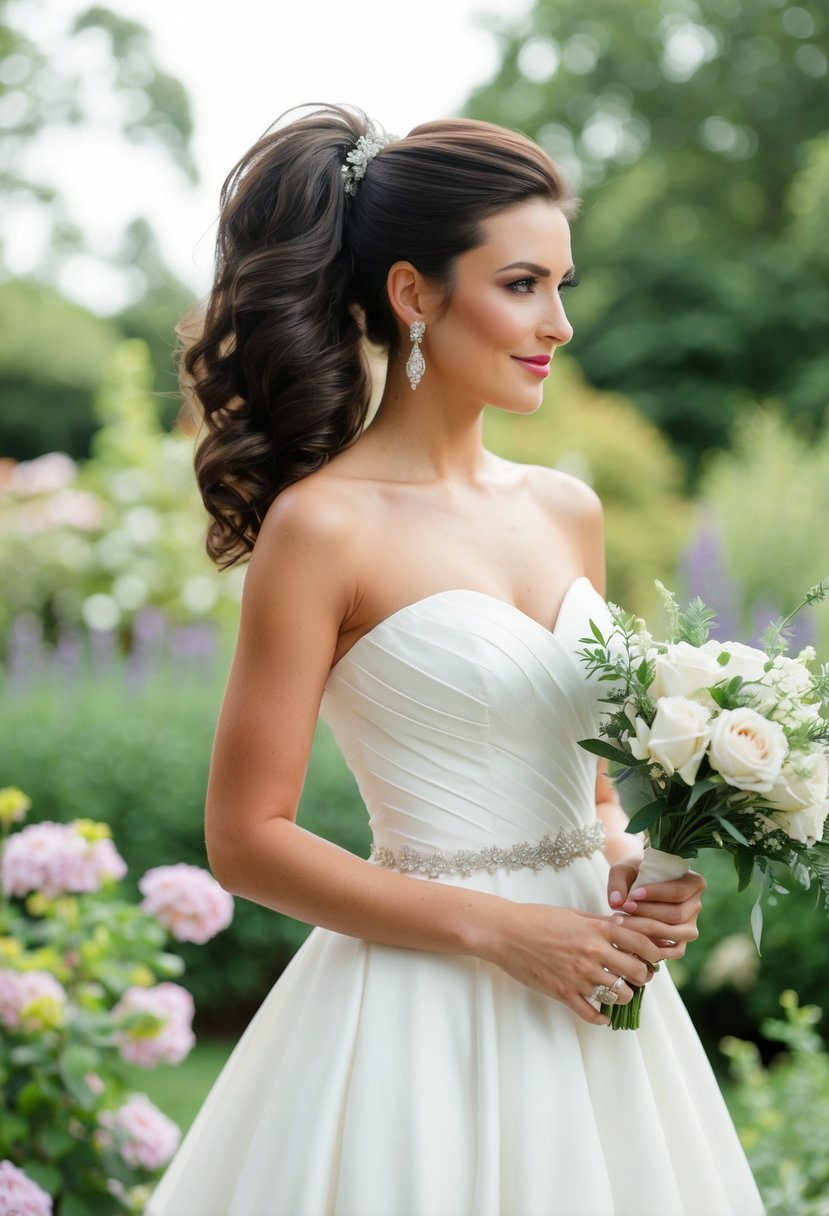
[184,104,575,567]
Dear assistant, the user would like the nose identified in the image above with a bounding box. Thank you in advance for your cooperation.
[540,293,573,347]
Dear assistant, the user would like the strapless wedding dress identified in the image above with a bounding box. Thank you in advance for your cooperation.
[147,577,764,1216]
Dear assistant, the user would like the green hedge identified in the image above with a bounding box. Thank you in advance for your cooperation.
[2,662,825,1051]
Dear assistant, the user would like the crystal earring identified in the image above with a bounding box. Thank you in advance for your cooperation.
[406,320,426,391]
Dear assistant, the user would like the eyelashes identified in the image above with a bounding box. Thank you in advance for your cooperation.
[505,273,580,295]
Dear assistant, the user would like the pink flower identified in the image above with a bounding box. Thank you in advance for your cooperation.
[9,452,76,496]
[2,821,127,898]
[0,970,67,1032]
[112,982,195,1067]
[0,1159,53,1215]
[139,864,234,944]
[99,1094,180,1170]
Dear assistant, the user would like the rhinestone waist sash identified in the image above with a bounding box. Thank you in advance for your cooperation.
[369,822,606,880]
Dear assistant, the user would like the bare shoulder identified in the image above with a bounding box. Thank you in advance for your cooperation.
[243,470,363,624]
[521,463,603,523]
[493,457,606,592]
[256,469,358,555]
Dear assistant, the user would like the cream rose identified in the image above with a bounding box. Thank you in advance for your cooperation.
[764,748,829,844]
[701,640,768,685]
[768,803,828,846]
[637,696,712,785]
[708,707,787,792]
[650,642,722,703]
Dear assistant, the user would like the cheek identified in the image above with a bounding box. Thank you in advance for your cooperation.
[446,293,527,353]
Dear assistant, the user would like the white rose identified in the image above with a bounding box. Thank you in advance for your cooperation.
[650,642,723,703]
[645,697,712,785]
[764,749,829,844]
[626,715,653,763]
[708,707,788,792]
[769,803,828,846]
[701,639,768,685]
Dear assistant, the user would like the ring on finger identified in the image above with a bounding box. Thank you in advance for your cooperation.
[589,980,622,1005]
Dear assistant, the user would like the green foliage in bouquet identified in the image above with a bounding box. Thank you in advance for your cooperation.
[577,580,829,1028]
[0,788,233,1214]
[723,992,829,1216]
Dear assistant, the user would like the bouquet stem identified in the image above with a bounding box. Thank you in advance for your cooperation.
[604,846,690,1030]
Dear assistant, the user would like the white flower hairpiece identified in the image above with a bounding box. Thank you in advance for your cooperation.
[341,124,395,197]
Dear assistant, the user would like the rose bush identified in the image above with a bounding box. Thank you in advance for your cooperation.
[0,788,233,1215]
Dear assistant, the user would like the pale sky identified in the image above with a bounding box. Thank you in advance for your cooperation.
[10,0,533,309]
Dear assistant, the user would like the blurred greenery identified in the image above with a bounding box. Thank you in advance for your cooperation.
[689,407,829,652]
[0,339,243,648]
[467,0,829,474]
[120,1040,233,1136]
[0,1,197,459]
[0,280,122,459]
[723,992,829,1214]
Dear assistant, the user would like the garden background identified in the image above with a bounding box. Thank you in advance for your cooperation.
[1,0,828,1211]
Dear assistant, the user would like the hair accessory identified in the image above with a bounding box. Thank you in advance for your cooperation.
[406,320,426,391]
[341,124,395,196]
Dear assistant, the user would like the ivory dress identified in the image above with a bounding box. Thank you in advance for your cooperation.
[147,576,764,1216]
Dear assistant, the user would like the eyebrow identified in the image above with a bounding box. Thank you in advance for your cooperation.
[496,261,577,280]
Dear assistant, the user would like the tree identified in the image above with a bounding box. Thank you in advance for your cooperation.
[0,1,198,457]
[0,0,195,274]
[466,0,829,473]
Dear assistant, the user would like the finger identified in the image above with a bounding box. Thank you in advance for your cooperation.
[624,872,706,906]
[569,994,611,1026]
[626,896,702,926]
[589,974,635,1006]
[607,860,640,910]
[602,948,656,987]
[605,917,664,966]
[624,914,700,945]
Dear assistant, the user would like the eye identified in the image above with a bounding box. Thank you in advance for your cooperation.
[506,277,538,294]
[558,273,580,295]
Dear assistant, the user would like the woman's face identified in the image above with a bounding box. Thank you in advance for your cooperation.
[424,198,576,414]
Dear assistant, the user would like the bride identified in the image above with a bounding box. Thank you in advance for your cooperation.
[148,105,764,1215]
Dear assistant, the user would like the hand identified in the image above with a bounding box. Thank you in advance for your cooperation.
[606,856,705,959]
[485,901,664,1026]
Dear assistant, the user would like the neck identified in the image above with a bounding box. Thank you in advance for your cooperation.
[363,354,489,483]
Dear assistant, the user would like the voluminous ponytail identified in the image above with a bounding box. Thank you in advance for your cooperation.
[184,104,575,567]
[186,106,373,567]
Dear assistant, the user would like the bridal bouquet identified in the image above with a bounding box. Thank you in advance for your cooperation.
[577,581,829,1030]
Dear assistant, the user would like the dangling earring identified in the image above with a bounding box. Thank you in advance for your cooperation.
[406,320,426,391]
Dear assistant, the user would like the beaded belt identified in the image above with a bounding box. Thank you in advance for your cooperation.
[369,822,605,880]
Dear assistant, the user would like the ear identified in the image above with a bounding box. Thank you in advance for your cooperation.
[386,261,441,330]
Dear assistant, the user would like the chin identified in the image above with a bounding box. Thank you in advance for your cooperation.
[488,393,544,417]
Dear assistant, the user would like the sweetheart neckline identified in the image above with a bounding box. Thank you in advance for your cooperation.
[326,574,597,679]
